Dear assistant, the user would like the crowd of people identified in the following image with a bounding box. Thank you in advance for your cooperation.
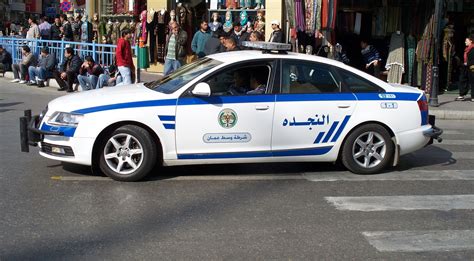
[0,28,135,92]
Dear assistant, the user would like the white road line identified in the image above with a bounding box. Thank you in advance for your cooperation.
[51,174,306,181]
[437,140,474,145]
[303,170,474,182]
[53,170,474,182]
[442,130,464,135]
[362,230,474,252]
[408,152,474,160]
[325,195,474,211]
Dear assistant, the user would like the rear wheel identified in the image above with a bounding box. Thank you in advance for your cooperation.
[99,125,157,181]
[341,124,394,174]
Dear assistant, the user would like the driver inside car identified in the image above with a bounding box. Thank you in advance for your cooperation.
[228,70,251,95]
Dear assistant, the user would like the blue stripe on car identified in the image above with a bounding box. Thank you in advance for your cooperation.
[73,99,178,114]
[331,115,351,142]
[322,121,340,143]
[314,132,325,144]
[163,124,176,130]
[158,115,176,121]
[177,146,333,159]
[71,92,420,114]
[40,123,76,137]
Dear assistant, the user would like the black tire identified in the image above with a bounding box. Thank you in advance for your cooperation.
[98,125,157,181]
[341,124,394,174]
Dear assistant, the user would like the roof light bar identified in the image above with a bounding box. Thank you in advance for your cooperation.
[241,41,292,51]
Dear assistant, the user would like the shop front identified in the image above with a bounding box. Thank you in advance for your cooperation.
[285,0,474,93]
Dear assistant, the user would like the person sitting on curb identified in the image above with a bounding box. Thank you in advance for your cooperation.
[53,47,82,92]
[77,56,104,91]
[0,45,13,75]
[27,47,57,88]
[96,64,122,89]
[11,45,37,84]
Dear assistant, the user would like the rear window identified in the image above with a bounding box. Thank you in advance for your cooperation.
[337,69,384,93]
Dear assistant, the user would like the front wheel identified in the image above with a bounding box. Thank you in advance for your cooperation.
[341,124,394,174]
[99,125,157,181]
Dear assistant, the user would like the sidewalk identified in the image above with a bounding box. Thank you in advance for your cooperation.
[429,93,474,120]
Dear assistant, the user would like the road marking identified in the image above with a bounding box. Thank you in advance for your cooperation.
[52,170,474,182]
[51,176,112,181]
[407,151,474,160]
[437,140,474,145]
[362,230,474,252]
[325,195,474,211]
[304,170,474,182]
[51,174,306,181]
[442,130,464,135]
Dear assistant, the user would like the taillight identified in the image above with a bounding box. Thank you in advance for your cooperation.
[418,95,429,125]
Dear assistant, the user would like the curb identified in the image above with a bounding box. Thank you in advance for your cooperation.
[4,71,61,89]
[429,109,474,120]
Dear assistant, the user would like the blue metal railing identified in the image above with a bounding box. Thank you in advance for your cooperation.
[0,37,139,70]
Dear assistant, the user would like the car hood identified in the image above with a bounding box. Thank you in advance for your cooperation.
[47,83,172,114]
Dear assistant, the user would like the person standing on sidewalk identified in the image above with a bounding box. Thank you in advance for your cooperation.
[361,39,382,78]
[115,29,135,85]
[26,17,40,40]
[164,22,187,76]
[191,20,212,58]
[50,16,62,41]
[456,34,474,102]
[60,14,74,42]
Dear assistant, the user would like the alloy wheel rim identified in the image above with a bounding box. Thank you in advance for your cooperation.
[352,131,386,169]
[104,133,144,175]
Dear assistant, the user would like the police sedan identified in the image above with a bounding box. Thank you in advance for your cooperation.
[20,42,442,181]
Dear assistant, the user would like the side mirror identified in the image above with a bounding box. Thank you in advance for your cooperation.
[192,82,211,97]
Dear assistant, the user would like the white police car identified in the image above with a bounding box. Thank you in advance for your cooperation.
[20,42,442,181]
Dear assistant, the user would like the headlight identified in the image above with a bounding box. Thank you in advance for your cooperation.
[48,112,84,127]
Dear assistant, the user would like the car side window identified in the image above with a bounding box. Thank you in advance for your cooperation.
[281,60,340,94]
[337,69,385,93]
[204,64,271,96]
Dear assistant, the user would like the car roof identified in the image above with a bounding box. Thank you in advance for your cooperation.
[207,50,346,66]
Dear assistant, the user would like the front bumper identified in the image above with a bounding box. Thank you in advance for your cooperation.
[20,110,64,152]
[423,115,443,144]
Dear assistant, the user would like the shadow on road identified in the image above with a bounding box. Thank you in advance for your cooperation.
[396,145,455,171]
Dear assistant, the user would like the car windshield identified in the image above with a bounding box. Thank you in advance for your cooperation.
[145,58,223,94]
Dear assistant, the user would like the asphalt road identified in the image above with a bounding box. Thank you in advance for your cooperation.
[1,80,473,260]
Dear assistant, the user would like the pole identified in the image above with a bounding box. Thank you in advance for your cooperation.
[429,0,443,107]
[135,44,140,83]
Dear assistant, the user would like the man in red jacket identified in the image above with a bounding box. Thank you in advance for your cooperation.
[115,29,135,85]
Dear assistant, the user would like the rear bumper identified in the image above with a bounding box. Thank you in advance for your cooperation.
[397,115,443,156]
[422,115,443,143]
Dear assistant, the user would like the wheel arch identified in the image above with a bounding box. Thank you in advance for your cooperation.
[337,120,398,164]
[91,121,163,174]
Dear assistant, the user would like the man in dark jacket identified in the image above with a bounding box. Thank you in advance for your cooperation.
[27,47,57,87]
[164,22,188,76]
[269,20,284,43]
[231,22,250,47]
[53,47,82,92]
[204,29,226,56]
[77,56,104,91]
[50,16,62,41]
[59,14,73,41]
[0,45,12,74]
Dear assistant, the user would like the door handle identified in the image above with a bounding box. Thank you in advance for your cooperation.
[338,104,351,109]
[255,105,270,111]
